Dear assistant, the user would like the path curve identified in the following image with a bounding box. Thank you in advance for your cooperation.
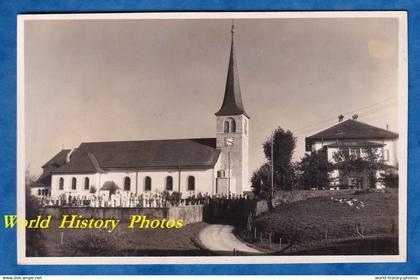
[199,224,263,254]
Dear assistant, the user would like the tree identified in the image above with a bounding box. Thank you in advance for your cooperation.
[333,147,384,189]
[250,164,271,199]
[262,127,297,191]
[25,171,47,256]
[380,172,398,188]
[251,127,297,197]
[299,150,334,190]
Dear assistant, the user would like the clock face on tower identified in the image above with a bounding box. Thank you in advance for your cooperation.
[225,137,234,146]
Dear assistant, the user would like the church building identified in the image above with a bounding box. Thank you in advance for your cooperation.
[31,24,251,199]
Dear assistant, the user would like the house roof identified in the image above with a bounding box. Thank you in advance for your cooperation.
[307,119,398,140]
[326,140,385,148]
[215,25,250,119]
[305,119,398,151]
[51,138,221,174]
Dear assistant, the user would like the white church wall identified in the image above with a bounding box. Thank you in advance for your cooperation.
[99,171,137,193]
[136,169,215,197]
[51,168,217,198]
[51,173,98,198]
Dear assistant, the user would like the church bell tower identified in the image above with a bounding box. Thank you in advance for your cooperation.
[215,22,250,195]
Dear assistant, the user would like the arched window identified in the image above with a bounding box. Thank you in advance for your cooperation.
[84,177,90,190]
[166,176,173,191]
[124,177,131,191]
[230,119,236,133]
[71,177,77,190]
[144,176,152,191]
[59,177,64,190]
[224,121,230,133]
[187,176,195,191]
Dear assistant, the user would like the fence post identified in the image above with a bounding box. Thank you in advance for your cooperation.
[260,231,263,244]
[60,231,64,245]
[269,233,272,249]
[324,229,328,241]
[279,237,282,249]
[254,227,257,239]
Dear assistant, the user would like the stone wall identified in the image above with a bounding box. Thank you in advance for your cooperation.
[42,206,204,224]
[168,205,203,225]
[203,199,268,226]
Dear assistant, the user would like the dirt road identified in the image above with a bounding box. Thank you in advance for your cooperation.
[198,224,263,255]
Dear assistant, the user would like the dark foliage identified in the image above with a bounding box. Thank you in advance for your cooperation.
[25,174,47,257]
[380,172,399,188]
[333,147,385,189]
[252,127,297,197]
[299,150,334,190]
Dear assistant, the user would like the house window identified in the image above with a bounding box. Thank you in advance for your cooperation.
[350,148,360,158]
[38,189,41,196]
[339,147,349,157]
[71,177,77,190]
[59,177,64,190]
[361,148,368,157]
[383,150,390,161]
[166,176,173,191]
[187,176,195,191]
[124,177,131,191]
[217,170,226,178]
[144,176,152,191]
[224,121,230,133]
[84,177,90,190]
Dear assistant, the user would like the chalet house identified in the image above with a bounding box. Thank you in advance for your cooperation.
[305,115,399,189]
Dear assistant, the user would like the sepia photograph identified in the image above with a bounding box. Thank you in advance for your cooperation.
[17,12,407,264]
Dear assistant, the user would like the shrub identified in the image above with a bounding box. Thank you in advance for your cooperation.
[381,172,399,189]
[170,191,182,206]
[64,229,128,256]
[25,180,47,257]
[90,185,97,194]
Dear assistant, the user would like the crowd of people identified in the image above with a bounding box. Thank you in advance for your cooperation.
[40,191,251,208]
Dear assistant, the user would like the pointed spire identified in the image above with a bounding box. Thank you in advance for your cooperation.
[215,20,250,119]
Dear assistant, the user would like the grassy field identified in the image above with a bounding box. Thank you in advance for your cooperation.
[244,190,398,254]
[28,220,212,257]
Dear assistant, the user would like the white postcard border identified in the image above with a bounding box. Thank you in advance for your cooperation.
[17,11,408,265]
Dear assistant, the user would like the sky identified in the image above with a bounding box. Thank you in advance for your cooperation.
[24,16,400,177]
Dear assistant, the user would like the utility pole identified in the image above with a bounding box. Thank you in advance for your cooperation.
[228,151,231,195]
[271,132,274,198]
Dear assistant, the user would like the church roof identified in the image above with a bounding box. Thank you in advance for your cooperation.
[215,24,250,119]
[305,119,398,151]
[32,149,72,187]
[41,149,71,168]
[50,138,221,174]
